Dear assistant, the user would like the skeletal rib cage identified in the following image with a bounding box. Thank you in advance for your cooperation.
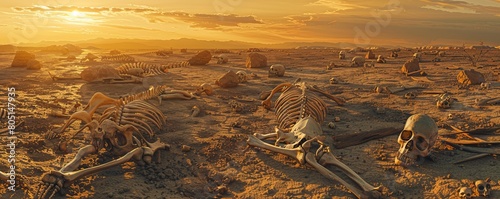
[116,61,189,77]
[119,85,168,105]
[101,54,135,62]
[275,82,327,129]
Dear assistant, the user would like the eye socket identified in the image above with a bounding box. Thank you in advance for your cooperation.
[478,185,484,191]
[415,136,429,151]
[486,184,491,189]
[400,130,413,140]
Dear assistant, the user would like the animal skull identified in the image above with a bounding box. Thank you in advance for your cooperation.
[195,83,213,96]
[480,82,490,90]
[395,114,438,166]
[339,51,345,59]
[329,77,337,84]
[413,52,422,61]
[235,71,248,83]
[475,180,491,197]
[458,187,472,199]
[436,93,452,109]
[215,54,228,64]
[269,64,285,77]
[376,55,386,63]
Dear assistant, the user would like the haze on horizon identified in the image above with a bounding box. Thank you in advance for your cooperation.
[1,0,500,47]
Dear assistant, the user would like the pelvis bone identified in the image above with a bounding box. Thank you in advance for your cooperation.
[395,114,438,166]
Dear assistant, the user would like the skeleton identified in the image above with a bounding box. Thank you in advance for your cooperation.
[248,80,380,199]
[436,93,453,109]
[36,97,168,199]
[101,54,135,62]
[351,56,365,67]
[458,187,472,199]
[390,51,398,58]
[213,54,228,64]
[236,71,248,83]
[395,114,438,166]
[475,179,491,197]
[194,83,214,96]
[339,51,346,59]
[116,62,189,77]
[268,64,285,77]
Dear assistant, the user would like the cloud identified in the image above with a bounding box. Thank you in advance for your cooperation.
[309,0,367,11]
[145,12,263,29]
[12,5,157,14]
[101,24,160,31]
[420,0,500,15]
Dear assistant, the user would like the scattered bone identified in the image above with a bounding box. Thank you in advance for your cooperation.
[246,52,267,68]
[329,77,338,84]
[457,69,485,86]
[475,179,491,197]
[458,187,472,199]
[395,114,438,166]
[188,50,212,65]
[259,90,271,100]
[390,51,398,58]
[328,122,336,129]
[351,56,365,67]
[376,55,386,63]
[11,51,36,67]
[101,54,135,62]
[236,71,248,83]
[413,52,422,61]
[191,106,201,117]
[268,64,285,77]
[215,70,239,88]
[195,83,214,96]
[181,145,191,152]
[334,117,341,122]
[326,61,337,70]
[339,51,345,59]
[364,61,375,68]
[48,71,81,81]
[404,92,416,99]
[480,82,490,89]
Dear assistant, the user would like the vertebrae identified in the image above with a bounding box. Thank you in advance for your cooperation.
[101,54,135,62]
[274,82,327,129]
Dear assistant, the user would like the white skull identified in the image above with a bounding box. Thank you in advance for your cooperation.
[269,64,285,77]
[351,56,365,67]
[458,187,472,199]
[235,71,248,83]
[329,77,337,84]
[395,114,438,166]
[436,93,452,109]
[339,51,345,59]
[480,82,490,90]
[475,180,491,197]
[413,52,422,60]
[195,83,213,96]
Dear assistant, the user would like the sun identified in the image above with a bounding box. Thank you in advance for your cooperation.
[65,10,94,25]
[71,10,83,17]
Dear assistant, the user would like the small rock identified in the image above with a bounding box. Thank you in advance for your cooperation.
[328,122,336,129]
[188,50,211,65]
[181,145,191,152]
[245,52,267,68]
[334,117,341,122]
[215,70,239,88]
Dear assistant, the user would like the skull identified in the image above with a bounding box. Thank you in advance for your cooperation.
[329,77,337,84]
[269,64,285,77]
[376,55,386,63]
[235,71,248,83]
[404,92,416,99]
[436,93,452,109]
[458,187,472,199]
[480,82,490,90]
[395,114,438,166]
[475,180,491,197]
[413,52,422,61]
[195,83,213,96]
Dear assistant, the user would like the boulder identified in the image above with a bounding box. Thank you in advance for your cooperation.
[188,50,211,65]
[246,53,267,68]
[11,51,36,67]
[80,65,121,82]
[457,69,485,86]
[110,50,121,55]
[26,60,42,70]
[215,70,239,88]
[365,50,375,59]
[401,58,420,75]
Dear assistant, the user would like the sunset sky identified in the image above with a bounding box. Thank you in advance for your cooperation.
[1,0,499,46]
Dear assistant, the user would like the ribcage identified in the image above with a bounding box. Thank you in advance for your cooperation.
[116,62,189,77]
[274,85,327,129]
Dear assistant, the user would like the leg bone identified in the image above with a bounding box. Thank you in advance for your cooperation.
[247,135,306,164]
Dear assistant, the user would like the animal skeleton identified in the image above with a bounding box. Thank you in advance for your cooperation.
[35,96,168,199]
[101,54,135,62]
[116,62,189,77]
[248,80,380,199]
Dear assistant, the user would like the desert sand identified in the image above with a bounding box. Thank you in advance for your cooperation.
[0,47,499,199]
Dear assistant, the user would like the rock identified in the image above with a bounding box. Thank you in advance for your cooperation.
[246,53,267,68]
[181,145,191,152]
[215,70,239,88]
[401,58,420,75]
[81,53,98,63]
[457,69,485,86]
[180,48,187,53]
[66,55,76,61]
[188,50,211,65]
[109,50,121,55]
[26,60,42,70]
[80,65,122,82]
[365,50,375,59]
[11,51,36,67]
[247,48,261,52]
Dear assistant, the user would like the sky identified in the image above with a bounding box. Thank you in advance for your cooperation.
[1,0,499,47]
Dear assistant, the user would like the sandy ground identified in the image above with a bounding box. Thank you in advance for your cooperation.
[0,47,499,199]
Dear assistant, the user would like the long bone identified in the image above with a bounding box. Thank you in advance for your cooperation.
[247,135,307,164]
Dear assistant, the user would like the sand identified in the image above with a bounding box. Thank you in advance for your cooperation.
[0,48,499,199]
